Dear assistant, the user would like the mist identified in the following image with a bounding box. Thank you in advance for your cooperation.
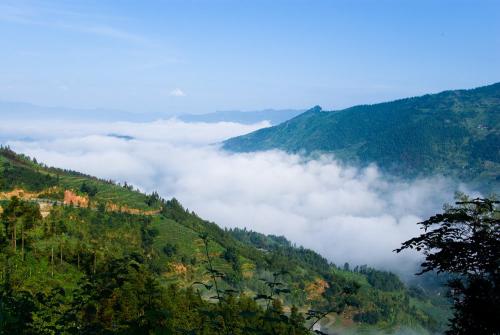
[1,118,474,275]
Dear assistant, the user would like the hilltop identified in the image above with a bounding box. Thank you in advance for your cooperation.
[0,147,450,334]
[223,83,500,191]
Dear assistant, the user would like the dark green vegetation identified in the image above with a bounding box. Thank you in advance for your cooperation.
[0,147,450,334]
[223,83,500,191]
[396,196,500,334]
[0,147,159,211]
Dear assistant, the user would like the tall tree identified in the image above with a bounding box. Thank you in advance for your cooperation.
[396,196,500,334]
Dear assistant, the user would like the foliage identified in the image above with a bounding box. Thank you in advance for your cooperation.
[229,228,331,274]
[0,157,58,192]
[80,182,98,197]
[223,83,500,192]
[353,265,405,292]
[0,148,452,334]
[396,196,500,334]
[162,243,178,258]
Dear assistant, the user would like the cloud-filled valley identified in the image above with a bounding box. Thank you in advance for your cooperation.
[1,117,474,275]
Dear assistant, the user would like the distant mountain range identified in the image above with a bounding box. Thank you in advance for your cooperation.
[224,83,500,191]
[0,101,169,122]
[178,109,304,125]
[0,101,302,125]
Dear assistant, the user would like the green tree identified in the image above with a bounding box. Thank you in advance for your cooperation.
[1,197,41,257]
[0,275,36,334]
[80,182,98,197]
[396,197,500,334]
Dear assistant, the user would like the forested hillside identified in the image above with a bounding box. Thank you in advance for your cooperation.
[223,83,500,191]
[0,147,450,334]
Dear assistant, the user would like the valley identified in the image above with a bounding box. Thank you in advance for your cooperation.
[0,146,451,334]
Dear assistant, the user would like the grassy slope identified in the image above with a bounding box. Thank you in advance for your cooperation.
[223,83,500,191]
[0,148,450,334]
[0,148,157,210]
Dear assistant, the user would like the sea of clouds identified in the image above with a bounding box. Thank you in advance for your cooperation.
[0,117,476,276]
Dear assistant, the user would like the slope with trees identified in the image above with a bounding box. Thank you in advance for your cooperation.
[223,83,500,191]
[0,147,450,334]
[396,195,500,334]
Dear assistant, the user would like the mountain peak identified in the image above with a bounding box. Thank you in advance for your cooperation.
[309,105,323,112]
[223,82,499,191]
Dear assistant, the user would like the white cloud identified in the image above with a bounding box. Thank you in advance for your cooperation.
[169,88,186,97]
[1,118,474,275]
[0,2,152,45]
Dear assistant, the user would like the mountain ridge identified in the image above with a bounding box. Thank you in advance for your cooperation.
[223,83,500,191]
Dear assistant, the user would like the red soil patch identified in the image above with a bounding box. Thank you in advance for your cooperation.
[0,188,39,200]
[306,278,329,301]
[63,190,89,207]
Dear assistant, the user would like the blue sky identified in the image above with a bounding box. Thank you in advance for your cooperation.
[0,0,499,114]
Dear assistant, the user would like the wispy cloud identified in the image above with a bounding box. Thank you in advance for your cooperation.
[0,3,38,24]
[66,23,150,44]
[169,88,186,97]
[0,2,151,45]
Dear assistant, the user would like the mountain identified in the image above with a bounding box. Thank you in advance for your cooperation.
[0,147,450,334]
[0,101,302,126]
[223,83,500,191]
[0,101,172,122]
[178,109,304,125]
